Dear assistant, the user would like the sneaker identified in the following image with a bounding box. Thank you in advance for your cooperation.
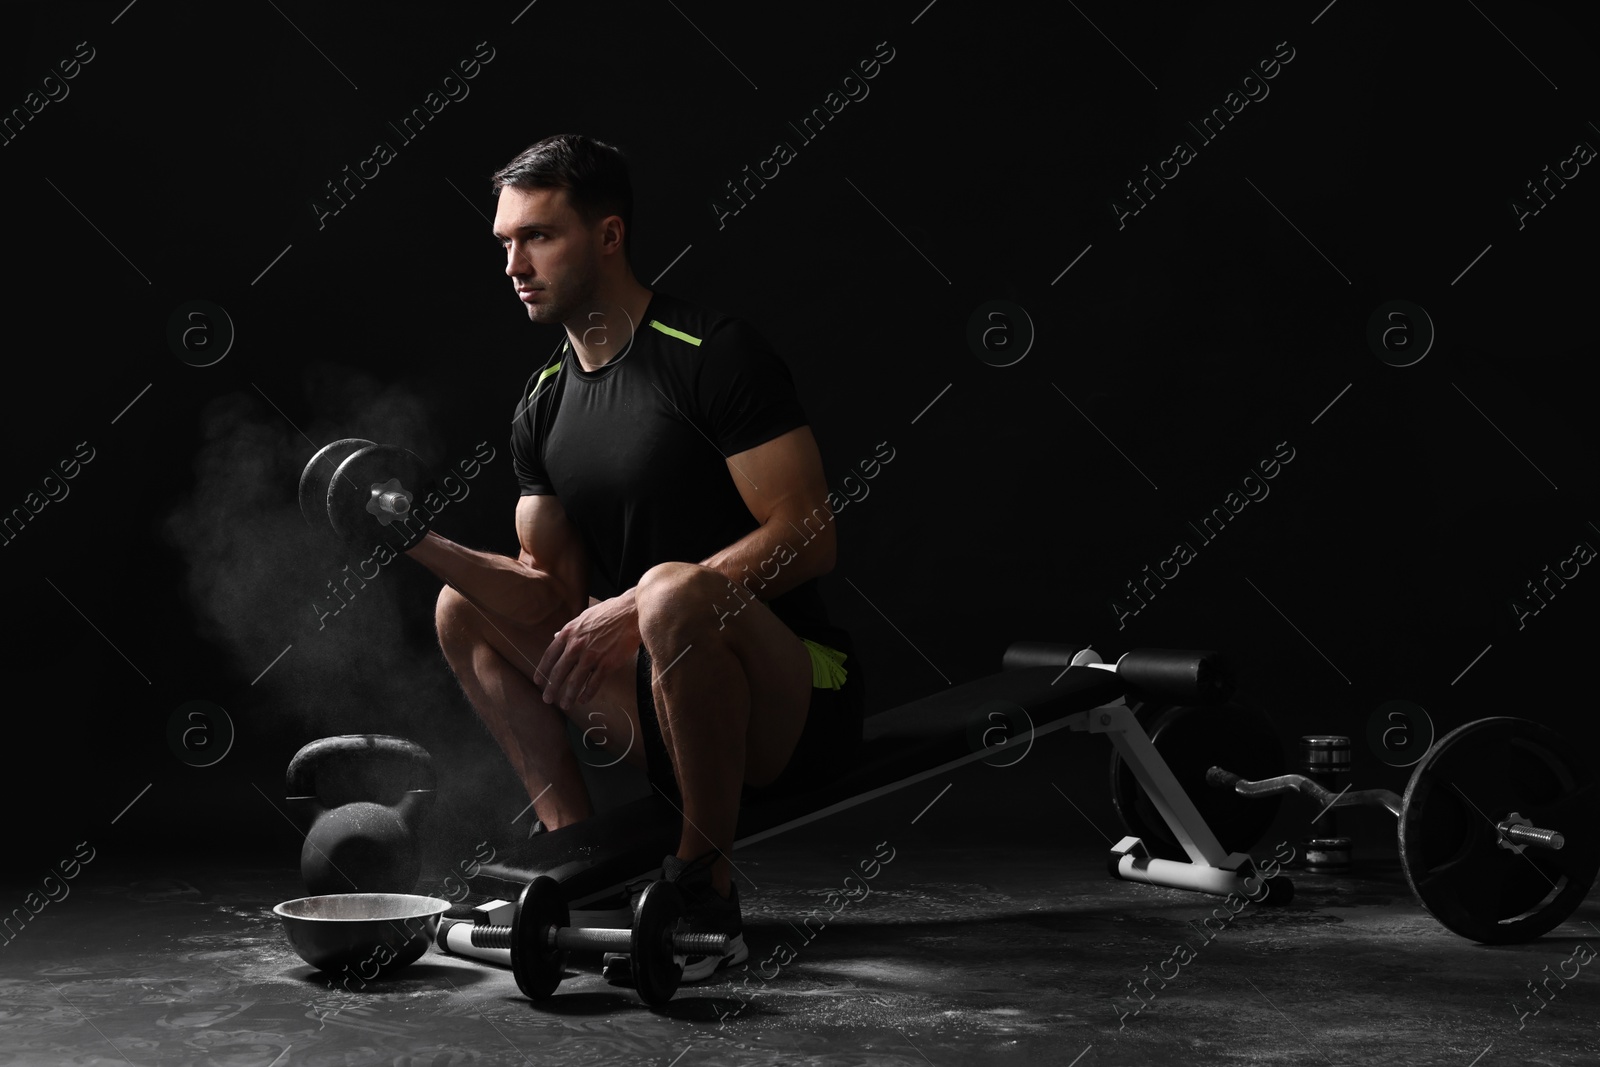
[604,851,749,986]
[662,852,749,981]
[472,817,548,876]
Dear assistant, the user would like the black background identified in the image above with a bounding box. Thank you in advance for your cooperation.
[2,1,1597,868]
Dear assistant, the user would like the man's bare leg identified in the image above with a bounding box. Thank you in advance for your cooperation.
[635,562,813,898]
[435,584,646,832]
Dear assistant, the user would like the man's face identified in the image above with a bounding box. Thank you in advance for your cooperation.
[493,185,601,325]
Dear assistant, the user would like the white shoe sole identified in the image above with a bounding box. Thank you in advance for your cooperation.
[601,933,749,988]
[677,932,749,983]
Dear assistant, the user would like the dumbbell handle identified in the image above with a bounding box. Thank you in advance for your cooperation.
[1207,766,1404,818]
[468,922,730,956]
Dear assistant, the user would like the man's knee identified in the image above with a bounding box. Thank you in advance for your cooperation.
[637,562,725,641]
[435,585,477,652]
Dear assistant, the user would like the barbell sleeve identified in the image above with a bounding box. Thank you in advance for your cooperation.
[1499,821,1565,851]
[1208,766,1404,818]
[1205,767,1242,789]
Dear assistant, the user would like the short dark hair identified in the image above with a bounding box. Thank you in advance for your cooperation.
[491,134,634,254]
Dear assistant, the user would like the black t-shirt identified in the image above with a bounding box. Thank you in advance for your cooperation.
[510,291,836,639]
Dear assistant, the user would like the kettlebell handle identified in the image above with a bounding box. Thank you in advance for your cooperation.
[285,734,437,799]
[395,788,435,826]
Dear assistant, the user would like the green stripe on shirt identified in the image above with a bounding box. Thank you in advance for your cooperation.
[648,320,702,346]
[529,361,561,400]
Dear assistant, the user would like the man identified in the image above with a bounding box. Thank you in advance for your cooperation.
[406,133,864,980]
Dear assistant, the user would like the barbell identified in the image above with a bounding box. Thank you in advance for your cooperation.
[1208,716,1599,943]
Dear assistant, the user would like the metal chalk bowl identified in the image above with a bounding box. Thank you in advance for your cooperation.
[274,893,453,974]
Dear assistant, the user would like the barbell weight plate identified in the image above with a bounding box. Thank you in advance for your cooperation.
[327,444,435,555]
[299,438,372,529]
[631,880,684,1007]
[1399,716,1599,944]
[511,876,569,1000]
[1109,701,1286,861]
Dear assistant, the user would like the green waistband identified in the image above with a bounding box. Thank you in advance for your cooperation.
[801,639,848,690]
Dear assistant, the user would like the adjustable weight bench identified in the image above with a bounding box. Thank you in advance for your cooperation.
[459,644,1288,916]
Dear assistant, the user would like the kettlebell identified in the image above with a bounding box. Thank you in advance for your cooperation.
[285,734,436,896]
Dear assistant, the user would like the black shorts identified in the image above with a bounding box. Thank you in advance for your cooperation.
[634,624,865,807]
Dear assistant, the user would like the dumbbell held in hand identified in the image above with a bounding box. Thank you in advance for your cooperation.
[298,438,436,554]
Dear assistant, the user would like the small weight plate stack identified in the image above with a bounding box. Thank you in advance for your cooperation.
[1301,735,1353,870]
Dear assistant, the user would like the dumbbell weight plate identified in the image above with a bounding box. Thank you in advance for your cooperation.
[511,876,569,999]
[327,444,435,554]
[1110,701,1286,861]
[1399,716,1599,944]
[631,880,685,1007]
[299,438,373,529]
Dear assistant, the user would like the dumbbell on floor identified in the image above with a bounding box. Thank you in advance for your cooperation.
[461,876,729,1007]
[1208,716,1599,944]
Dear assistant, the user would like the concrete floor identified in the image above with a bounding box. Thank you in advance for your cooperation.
[3,749,1596,1066]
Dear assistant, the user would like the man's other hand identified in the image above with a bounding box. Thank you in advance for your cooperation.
[537,590,641,710]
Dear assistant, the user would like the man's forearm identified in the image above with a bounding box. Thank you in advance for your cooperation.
[698,513,834,604]
[407,531,582,626]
